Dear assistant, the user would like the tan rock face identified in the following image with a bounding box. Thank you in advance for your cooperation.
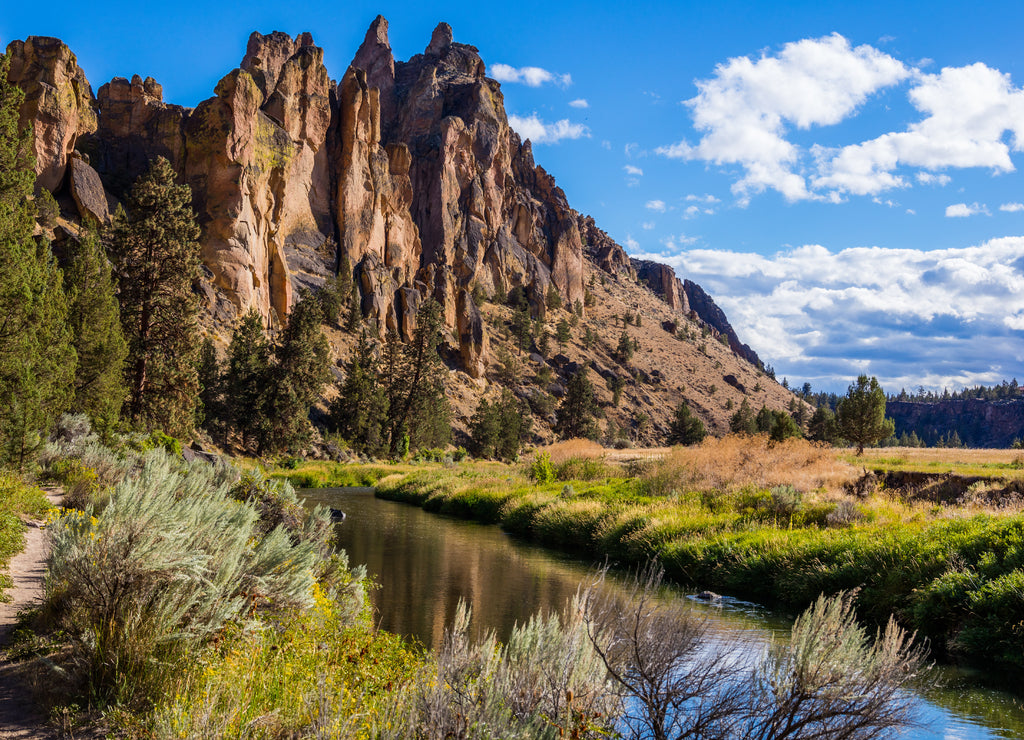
[633,259,689,314]
[5,37,97,192]
[183,32,335,326]
[10,21,712,381]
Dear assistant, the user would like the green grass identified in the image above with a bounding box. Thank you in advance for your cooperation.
[0,472,52,600]
[268,460,415,489]
[376,466,1024,674]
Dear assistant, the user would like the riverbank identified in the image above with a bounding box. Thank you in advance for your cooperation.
[341,437,1024,676]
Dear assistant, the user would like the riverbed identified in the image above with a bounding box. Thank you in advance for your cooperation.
[302,486,1024,739]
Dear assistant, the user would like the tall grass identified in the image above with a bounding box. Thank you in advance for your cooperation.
[376,445,1024,674]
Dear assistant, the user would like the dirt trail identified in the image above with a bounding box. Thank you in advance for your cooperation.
[0,489,61,740]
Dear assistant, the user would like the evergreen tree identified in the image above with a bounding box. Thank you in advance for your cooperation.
[109,156,202,437]
[808,405,839,444]
[331,330,389,456]
[468,389,530,460]
[380,299,452,454]
[755,404,775,434]
[837,375,895,455]
[225,310,271,451]
[195,337,224,436]
[545,283,562,310]
[346,281,362,331]
[609,375,627,407]
[64,227,127,435]
[555,318,571,350]
[729,398,757,434]
[554,369,600,440]
[769,411,802,442]
[263,293,332,453]
[616,328,634,363]
[0,53,76,466]
[668,401,707,445]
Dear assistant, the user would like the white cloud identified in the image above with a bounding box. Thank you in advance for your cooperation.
[661,35,1024,204]
[945,202,989,217]
[916,172,951,186]
[645,199,667,212]
[1001,202,1024,212]
[634,236,1024,391]
[569,98,589,108]
[685,194,721,204]
[601,140,612,150]
[642,221,655,230]
[490,63,572,87]
[624,165,644,176]
[625,235,640,251]
[508,114,589,144]
[659,33,909,202]
[661,233,700,250]
[816,63,1024,196]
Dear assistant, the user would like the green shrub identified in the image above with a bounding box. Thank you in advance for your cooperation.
[530,452,556,484]
[43,450,331,706]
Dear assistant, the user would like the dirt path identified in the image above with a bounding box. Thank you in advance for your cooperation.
[0,489,62,740]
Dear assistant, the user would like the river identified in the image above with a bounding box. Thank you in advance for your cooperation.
[301,486,1024,739]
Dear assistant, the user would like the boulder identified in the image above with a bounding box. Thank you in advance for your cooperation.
[67,155,110,224]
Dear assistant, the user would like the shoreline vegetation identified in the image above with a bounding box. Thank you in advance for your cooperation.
[1,417,934,738]
[285,437,1024,677]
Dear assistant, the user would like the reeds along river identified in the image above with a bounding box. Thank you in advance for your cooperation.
[301,487,1024,740]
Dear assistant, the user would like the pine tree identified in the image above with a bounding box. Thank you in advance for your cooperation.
[807,405,838,444]
[263,293,332,453]
[0,53,76,466]
[109,156,202,437]
[668,401,706,445]
[468,389,530,460]
[556,318,571,350]
[331,330,389,456]
[225,310,271,451]
[729,398,757,434]
[196,337,224,437]
[555,369,600,440]
[837,375,895,455]
[391,299,451,452]
[64,226,127,435]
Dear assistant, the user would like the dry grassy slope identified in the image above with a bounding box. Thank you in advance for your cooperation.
[446,260,802,446]
[217,258,805,448]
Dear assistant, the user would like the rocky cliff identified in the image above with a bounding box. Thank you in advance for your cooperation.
[681,280,761,368]
[7,19,761,384]
[887,399,1024,448]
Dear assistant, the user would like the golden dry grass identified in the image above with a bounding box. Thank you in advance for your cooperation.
[847,446,1024,478]
[538,438,608,464]
[649,434,859,495]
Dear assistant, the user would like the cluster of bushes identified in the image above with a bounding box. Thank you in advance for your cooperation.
[21,416,366,716]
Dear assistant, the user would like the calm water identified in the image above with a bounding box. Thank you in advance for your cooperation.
[301,487,1024,739]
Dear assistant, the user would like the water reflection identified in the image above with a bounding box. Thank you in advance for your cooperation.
[301,487,1023,739]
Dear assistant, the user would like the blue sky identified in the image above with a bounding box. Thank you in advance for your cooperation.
[5,1,1024,393]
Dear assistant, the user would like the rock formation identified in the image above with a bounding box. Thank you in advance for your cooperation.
[633,258,688,313]
[6,37,96,192]
[6,20,763,381]
[682,279,761,368]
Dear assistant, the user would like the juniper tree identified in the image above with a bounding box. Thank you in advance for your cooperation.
[0,53,76,466]
[729,398,757,435]
[331,330,389,456]
[225,310,271,451]
[668,401,706,445]
[263,293,332,453]
[195,336,224,436]
[64,226,127,436]
[389,299,452,452]
[109,156,202,437]
[555,369,600,440]
[837,375,895,455]
[616,328,634,363]
[468,389,531,460]
[555,318,571,350]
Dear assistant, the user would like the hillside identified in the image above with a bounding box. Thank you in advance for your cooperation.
[6,19,801,445]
